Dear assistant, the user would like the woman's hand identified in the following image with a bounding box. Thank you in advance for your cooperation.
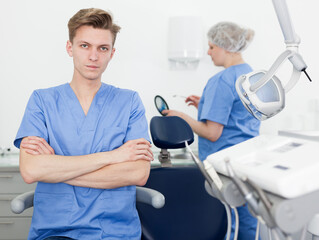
[161,109,183,117]
[185,95,200,109]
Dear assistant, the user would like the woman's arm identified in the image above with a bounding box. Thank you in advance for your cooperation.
[162,110,224,142]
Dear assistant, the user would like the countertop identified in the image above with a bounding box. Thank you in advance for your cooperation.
[0,153,20,171]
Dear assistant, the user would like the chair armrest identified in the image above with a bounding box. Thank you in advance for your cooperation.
[11,190,34,214]
[11,188,165,214]
[136,186,165,209]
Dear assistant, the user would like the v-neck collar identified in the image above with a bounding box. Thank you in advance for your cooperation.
[63,83,110,132]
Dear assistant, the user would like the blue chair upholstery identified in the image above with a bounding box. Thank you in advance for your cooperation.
[150,116,194,149]
[137,166,227,240]
[137,116,227,240]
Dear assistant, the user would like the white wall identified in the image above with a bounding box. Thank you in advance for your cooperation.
[0,0,318,149]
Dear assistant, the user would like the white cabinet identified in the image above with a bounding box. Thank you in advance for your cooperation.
[0,156,36,240]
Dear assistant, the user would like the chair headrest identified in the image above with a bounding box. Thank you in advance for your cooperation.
[150,116,194,149]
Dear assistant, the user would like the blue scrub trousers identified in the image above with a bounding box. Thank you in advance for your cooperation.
[227,204,260,240]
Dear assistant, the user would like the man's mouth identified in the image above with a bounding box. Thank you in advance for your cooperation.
[86,65,99,69]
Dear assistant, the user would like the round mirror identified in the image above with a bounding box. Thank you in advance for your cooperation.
[154,95,169,116]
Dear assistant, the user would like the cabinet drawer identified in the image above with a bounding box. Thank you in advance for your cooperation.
[0,217,31,239]
[0,194,33,217]
[0,172,36,194]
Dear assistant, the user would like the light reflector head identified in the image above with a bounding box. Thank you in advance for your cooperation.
[236,71,285,121]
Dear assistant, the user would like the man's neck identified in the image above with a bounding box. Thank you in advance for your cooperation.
[70,79,101,99]
[69,76,102,116]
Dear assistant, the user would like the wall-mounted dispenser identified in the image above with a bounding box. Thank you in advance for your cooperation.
[168,16,204,70]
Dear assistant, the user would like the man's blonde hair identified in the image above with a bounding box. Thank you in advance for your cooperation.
[68,8,121,46]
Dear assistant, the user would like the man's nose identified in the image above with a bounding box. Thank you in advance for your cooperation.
[89,48,98,61]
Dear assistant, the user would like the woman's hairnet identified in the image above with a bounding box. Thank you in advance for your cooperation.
[207,21,254,52]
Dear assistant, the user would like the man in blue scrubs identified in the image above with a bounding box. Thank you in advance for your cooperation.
[14,8,153,240]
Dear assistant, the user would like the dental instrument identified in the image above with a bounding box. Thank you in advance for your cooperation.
[173,94,187,99]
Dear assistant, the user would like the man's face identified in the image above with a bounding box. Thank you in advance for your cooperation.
[207,42,227,67]
[66,25,115,82]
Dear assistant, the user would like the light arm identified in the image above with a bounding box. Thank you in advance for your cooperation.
[249,50,300,93]
[243,0,311,111]
[250,0,309,94]
[270,0,311,88]
[272,0,299,45]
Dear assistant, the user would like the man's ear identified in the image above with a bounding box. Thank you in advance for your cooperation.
[66,40,73,57]
[110,48,116,59]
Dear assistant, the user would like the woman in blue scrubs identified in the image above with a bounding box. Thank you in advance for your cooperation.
[163,21,260,240]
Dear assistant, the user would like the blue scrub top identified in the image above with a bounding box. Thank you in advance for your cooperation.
[198,63,260,161]
[14,83,150,240]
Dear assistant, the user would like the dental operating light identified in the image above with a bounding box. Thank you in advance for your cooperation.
[236,0,312,121]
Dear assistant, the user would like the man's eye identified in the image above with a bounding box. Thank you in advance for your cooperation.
[100,47,108,51]
[81,44,88,48]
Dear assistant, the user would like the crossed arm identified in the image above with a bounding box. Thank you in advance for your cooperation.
[19,136,153,189]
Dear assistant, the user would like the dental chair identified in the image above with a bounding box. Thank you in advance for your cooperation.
[136,116,227,240]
